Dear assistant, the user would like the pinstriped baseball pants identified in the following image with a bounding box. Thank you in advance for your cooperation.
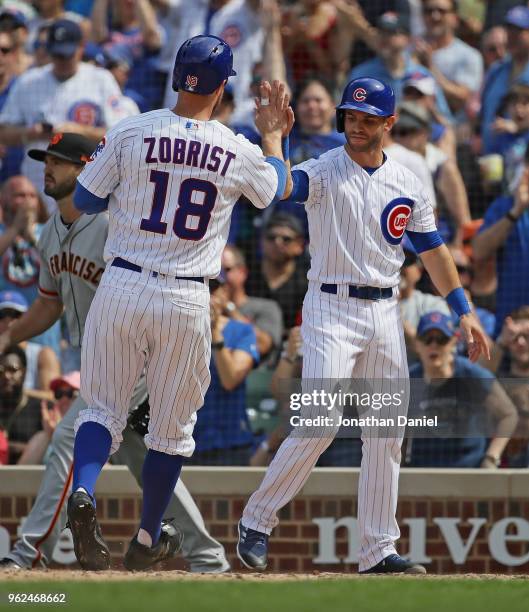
[242,282,409,571]
[76,265,211,456]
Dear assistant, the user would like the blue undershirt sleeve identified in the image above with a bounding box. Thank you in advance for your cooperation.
[289,170,309,203]
[74,181,110,214]
[405,230,444,253]
[265,156,287,205]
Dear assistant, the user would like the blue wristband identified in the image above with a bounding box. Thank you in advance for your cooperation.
[446,287,471,318]
[282,136,289,161]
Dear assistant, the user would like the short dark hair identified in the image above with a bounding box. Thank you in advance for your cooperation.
[510,305,529,321]
[264,213,304,238]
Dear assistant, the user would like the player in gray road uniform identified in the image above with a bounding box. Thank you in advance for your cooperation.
[0,133,229,573]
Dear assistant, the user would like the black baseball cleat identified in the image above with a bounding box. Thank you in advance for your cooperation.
[123,521,183,571]
[236,520,269,571]
[359,553,427,575]
[0,558,23,570]
[67,490,110,571]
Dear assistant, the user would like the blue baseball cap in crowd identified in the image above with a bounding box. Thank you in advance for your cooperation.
[0,8,28,29]
[417,312,455,339]
[0,291,28,313]
[504,6,529,30]
[47,19,83,57]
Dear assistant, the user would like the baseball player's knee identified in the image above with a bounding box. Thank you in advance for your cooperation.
[73,410,124,455]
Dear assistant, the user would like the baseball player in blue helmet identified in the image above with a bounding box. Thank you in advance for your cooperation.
[172,34,236,95]
[336,77,395,133]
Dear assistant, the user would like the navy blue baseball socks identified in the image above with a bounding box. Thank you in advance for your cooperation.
[359,554,427,574]
[236,521,269,571]
[124,521,183,571]
[67,490,110,571]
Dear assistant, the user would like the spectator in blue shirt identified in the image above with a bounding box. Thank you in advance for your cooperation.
[407,312,517,468]
[473,145,529,336]
[91,0,164,111]
[0,28,23,183]
[189,276,259,466]
[481,6,529,153]
[486,83,529,193]
[348,11,452,120]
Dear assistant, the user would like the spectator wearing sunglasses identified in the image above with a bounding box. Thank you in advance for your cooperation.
[17,371,79,465]
[0,344,48,463]
[414,0,483,117]
[481,26,508,71]
[406,311,517,468]
[246,213,308,332]
[0,8,32,76]
[0,290,60,395]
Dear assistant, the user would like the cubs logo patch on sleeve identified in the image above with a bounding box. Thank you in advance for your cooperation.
[380,197,414,245]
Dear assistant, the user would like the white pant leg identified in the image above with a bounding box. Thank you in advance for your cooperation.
[143,276,211,456]
[76,267,151,453]
[353,297,409,571]
[242,286,366,533]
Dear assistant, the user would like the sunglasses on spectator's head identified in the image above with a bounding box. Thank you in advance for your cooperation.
[0,309,22,320]
[265,233,296,244]
[54,388,77,400]
[418,334,451,346]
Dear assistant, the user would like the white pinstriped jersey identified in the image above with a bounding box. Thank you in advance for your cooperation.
[293,147,437,288]
[77,109,278,277]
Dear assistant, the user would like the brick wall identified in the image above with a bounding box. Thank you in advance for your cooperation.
[2,467,529,573]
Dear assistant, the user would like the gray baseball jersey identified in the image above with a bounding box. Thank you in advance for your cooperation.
[37,212,108,346]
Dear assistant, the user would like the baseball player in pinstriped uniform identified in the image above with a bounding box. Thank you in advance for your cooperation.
[0,133,229,573]
[237,77,490,574]
[67,35,291,571]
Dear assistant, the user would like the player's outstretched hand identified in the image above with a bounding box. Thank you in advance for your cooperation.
[255,80,290,137]
[459,312,490,363]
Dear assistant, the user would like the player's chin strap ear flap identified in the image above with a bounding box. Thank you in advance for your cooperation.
[336,110,345,133]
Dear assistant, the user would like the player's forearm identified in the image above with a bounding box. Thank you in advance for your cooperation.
[472,218,513,261]
[261,132,283,160]
[37,347,61,393]
[7,297,63,345]
[419,243,463,298]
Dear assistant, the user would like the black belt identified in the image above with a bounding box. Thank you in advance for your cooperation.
[111,257,204,283]
[320,283,393,300]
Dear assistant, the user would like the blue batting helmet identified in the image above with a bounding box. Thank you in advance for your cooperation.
[172,35,236,95]
[336,77,395,132]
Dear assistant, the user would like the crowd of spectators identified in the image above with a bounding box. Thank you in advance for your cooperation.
[0,0,528,470]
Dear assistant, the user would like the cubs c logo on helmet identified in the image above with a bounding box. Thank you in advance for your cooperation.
[380,197,414,245]
[353,88,367,102]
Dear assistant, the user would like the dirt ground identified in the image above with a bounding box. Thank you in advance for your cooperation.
[0,569,527,582]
